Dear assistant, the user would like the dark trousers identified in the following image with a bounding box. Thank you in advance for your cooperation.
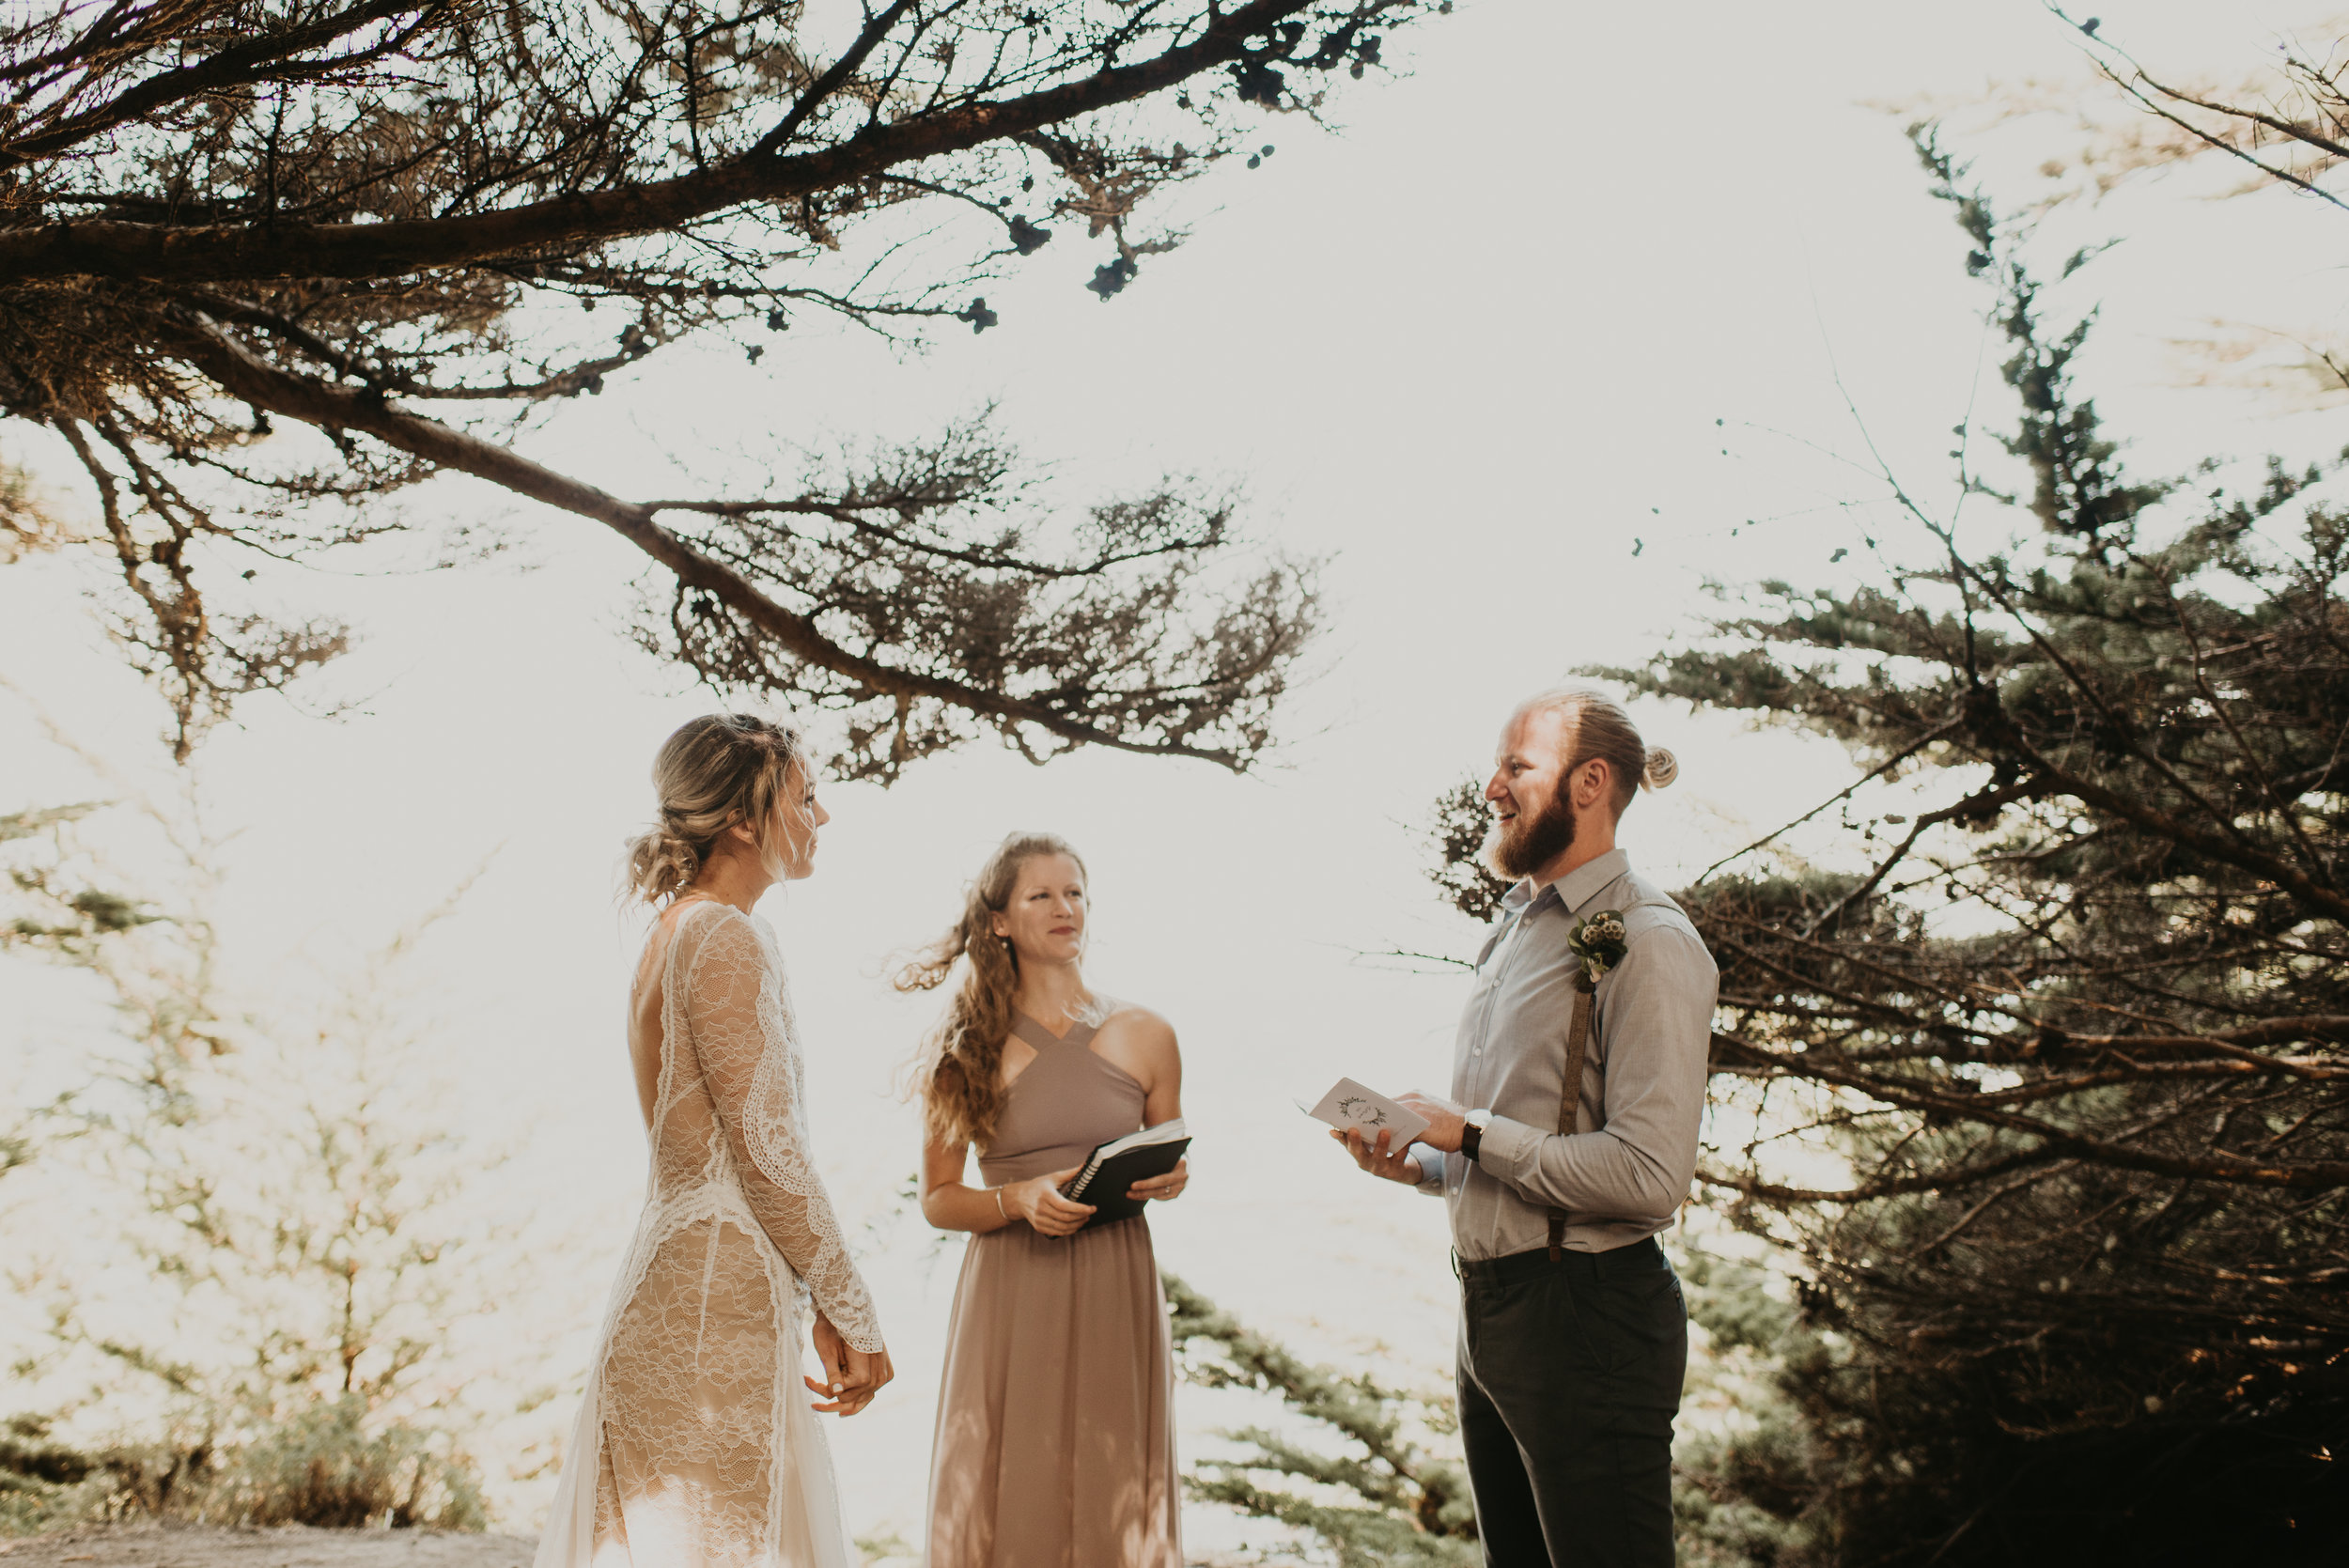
[1455,1237,1688,1568]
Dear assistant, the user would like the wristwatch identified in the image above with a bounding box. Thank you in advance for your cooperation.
[1460,1108,1493,1163]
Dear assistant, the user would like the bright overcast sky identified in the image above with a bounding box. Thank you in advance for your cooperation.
[5,0,2345,1550]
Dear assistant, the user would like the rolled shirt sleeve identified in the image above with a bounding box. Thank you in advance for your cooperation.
[1473,924,1716,1226]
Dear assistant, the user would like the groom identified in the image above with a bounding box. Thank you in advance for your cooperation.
[1337,686,1717,1567]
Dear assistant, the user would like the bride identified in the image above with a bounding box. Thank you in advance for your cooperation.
[536,713,894,1568]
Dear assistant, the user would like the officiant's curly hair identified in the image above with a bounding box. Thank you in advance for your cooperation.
[896,831,1088,1149]
[622,713,806,905]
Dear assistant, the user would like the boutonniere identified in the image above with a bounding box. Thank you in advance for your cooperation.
[1566,909,1628,986]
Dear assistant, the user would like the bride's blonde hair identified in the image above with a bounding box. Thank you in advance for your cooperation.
[895,831,1087,1150]
[622,713,806,906]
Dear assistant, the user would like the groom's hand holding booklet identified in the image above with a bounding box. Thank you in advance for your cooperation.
[1057,1119,1190,1233]
[1300,1078,1431,1169]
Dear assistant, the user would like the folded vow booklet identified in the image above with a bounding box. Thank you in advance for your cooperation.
[1299,1078,1431,1146]
[1060,1119,1190,1232]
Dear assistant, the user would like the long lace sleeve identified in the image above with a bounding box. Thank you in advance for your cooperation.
[677,908,884,1353]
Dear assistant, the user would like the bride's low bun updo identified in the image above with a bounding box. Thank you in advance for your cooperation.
[623,713,806,906]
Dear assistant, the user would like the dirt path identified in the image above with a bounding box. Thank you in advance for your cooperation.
[0,1527,537,1568]
[0,1521,1246,1567]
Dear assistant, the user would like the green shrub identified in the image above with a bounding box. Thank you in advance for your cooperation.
[0,1403,485,1534]
[194,1398,486,1530]
[0,1417,112,1537]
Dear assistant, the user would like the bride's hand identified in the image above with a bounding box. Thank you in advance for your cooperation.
[1127,1157,1188,1204]
[807,1312,894,1417]
[1011,1168,1095,1237]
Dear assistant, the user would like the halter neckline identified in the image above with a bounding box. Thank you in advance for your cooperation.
[1011,1010,1099,1050]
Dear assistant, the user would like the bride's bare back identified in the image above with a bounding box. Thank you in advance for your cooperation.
[624,897,703,1130]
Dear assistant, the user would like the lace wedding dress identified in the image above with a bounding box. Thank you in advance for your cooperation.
[536,900,883,1568]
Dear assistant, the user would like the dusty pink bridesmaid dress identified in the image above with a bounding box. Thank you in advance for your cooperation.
[924,1011,1180,1568]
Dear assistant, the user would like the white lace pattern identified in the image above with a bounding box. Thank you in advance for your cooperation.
[533,901,880,1568]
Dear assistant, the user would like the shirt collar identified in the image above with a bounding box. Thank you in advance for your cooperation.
[1509,847,1632,921]
[1557,847,1632,914]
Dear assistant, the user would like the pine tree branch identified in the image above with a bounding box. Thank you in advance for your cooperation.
[1696,718,1965,884]
[1710,1031,2349,1188]
[165,314,1252,768]
[1697,1143,2076,1204]
[0,0,1327,286]
[1983,718,2349,924]
[0,0,442,169]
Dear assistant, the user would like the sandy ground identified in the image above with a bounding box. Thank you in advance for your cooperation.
[0,1527,537,1568]
[0,1523,1258,1568]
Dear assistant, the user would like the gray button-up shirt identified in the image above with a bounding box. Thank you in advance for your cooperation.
[1417,847,1719,1259]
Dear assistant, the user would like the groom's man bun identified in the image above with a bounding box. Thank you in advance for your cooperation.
[1520,685,1675,817]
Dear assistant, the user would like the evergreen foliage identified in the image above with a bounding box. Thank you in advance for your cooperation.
[1668,1247,1826,1568]
[1408,126,2349,1564]
[1,765,521,1533]
[0,0,1433,771]
[3,803,156,955]
[1421,780,1509,927]
[1163,1271,1478,1566]
[1600,133,2347,1564]
[1162,1253,1840,1568]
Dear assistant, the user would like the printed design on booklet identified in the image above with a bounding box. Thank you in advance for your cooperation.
[1566,908,1629,986]
[1300,1079,1432,1145]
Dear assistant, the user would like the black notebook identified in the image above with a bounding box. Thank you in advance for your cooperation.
[1060,1119,1190,1232]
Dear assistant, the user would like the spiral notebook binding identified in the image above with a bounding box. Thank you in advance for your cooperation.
[1060,1118,1188,1202]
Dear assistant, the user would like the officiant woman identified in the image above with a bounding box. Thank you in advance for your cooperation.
[899,832,1190,1568]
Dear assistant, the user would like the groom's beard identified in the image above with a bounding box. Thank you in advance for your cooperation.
[1486,784,1576,880]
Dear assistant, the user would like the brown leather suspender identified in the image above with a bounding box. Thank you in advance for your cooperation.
[1547,970,1598,1261]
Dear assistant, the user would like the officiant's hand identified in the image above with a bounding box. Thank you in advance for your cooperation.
[1128,1157,1188,1203]
[808,1312,894,1417]
[1011,1167,1097,1237]
[1394,1093,1468,1154]
[1333,1126,1423,1183]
